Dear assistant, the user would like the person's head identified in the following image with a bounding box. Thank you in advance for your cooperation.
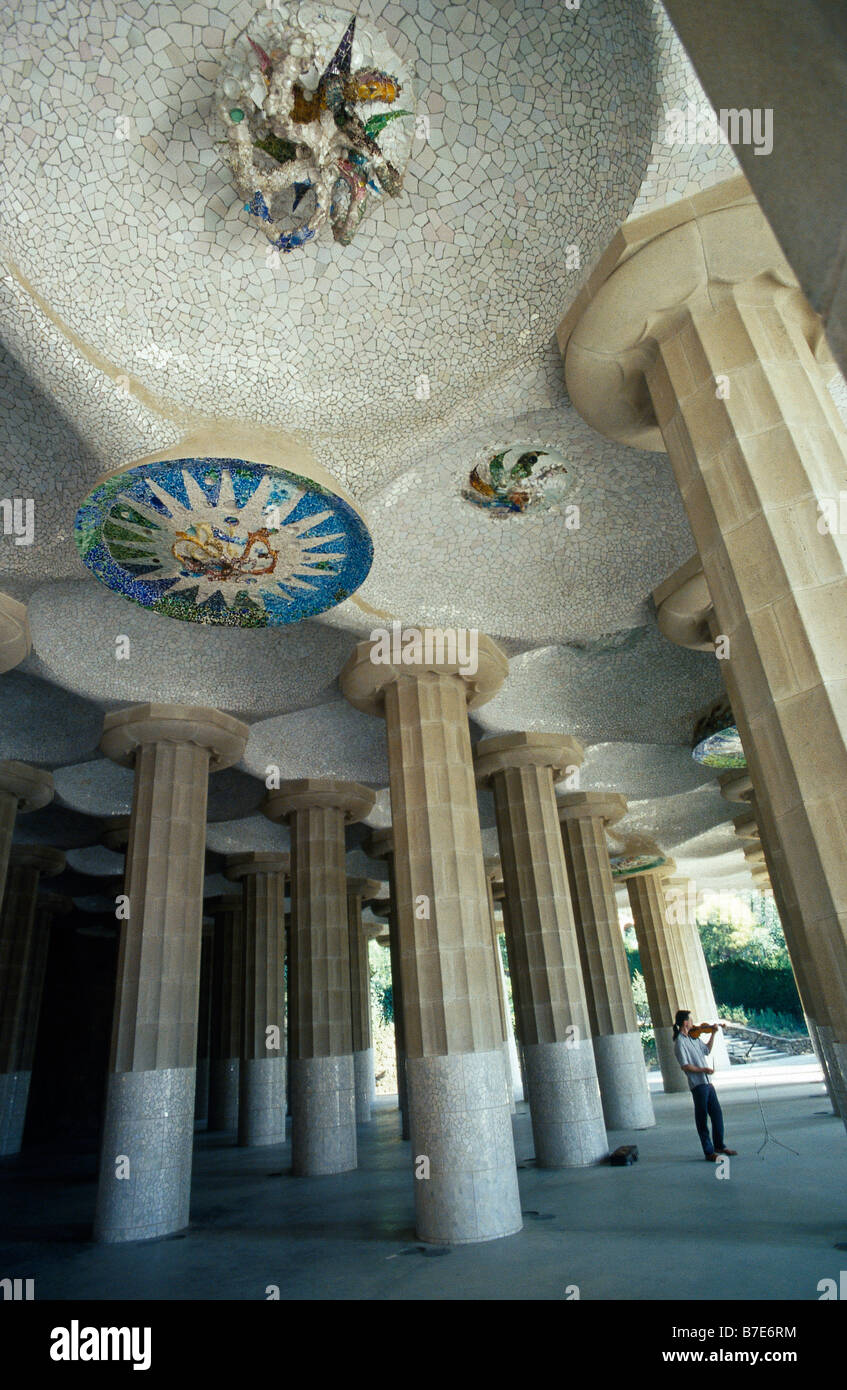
[672,1009,692,1040]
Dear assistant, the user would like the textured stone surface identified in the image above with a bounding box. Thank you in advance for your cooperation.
[93,1066,195,1244]
[406,1050,522,1245]
[523,1039,608,1167]
[593,1032,656,1131]
[290,1055,356,1177]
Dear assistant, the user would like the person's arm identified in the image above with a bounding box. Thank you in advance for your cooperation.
[680,1063,713,1075]
[705,1029,717,1055]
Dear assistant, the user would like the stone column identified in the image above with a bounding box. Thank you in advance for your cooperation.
[206,893,244,1132]
[722,769,846,1115]
[655,561,846,1113]
[0,846,65,1155]
[347,877,380,1123]
[619,863,691,1093]
[0,763,54,908]
[662,876,731,1071]
[93,704,248,1244]
[563,187,847,1131]
[20,891,71,1076]
[475,733,607,1168]
[194,916,214,1129]
[342,635,523,1245]
[225,853,288,1148]
[265,780,374,1176]
[367,829,410,1139]
[483,867,518,1111]
[558,792,655,1130]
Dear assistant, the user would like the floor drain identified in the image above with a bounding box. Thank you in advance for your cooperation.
[522,1210,554,1220]
[398,1244,451,1257]
[834,1241,847,1251]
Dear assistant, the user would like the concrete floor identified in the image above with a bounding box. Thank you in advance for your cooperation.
[1,1058,845,1301]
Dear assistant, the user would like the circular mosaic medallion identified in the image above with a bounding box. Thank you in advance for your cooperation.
[74,457,373,626]
[610,853,667,879]
[691,726,746,770]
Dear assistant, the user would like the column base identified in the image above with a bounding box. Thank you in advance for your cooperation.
[506,1034,524,1104]
[501,1041,516,1113]
[593,1032,655,1130]
[0,1071,31,1156]
[821,1028,847,1121]
[709,1029,731,1072]
[93,1067,194,1244]
[208,1058,240,1131]
[523,1039,608,1168]
[406,1049,522,1245]
[353,1048,374,1123]
[238,1056,286,1147]
[291,1055,357,1176]
[656,1030,689,1094]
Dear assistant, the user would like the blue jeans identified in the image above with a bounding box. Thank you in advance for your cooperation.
[692,1082,725,1156]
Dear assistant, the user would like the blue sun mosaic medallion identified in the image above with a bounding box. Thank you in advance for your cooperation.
[74,457,373,627]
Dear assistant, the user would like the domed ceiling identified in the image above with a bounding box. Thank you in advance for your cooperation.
[1,0,765,897]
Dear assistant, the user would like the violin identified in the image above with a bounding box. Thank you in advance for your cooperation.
[689,1022,720,1038]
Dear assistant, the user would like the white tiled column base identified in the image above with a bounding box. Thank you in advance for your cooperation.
[406,1049,522,1245]
[208,1058,240,1131]
[593,1031,655,1130]
[238,1055,286,1147]
[93,1066,195,1244]
[656,1031,689,1094]
[523,1039,608,1168]
[291,1055,357,1176]
[353,1048,373,1123]
[0,1070,31,1156]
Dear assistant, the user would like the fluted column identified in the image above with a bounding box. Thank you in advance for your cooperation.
[342,634,522,1245]
[620,863,690,1093]
[193,916,214,1128]
[367,829,410,1138]
[347,878,380,1123]
[722,770,846,1115]
[226,854,288,1147]
[558,792,655,1130]
[475,734,607,1168]
[93,704,248,1243]
[662,876,731,1071]
[265,780,374,1176]
[206,893,244,1131]
[483,865,517,1112]
[564,188,847,1133]
[0,846,65,1154]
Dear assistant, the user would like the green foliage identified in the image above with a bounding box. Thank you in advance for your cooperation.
[719,1003,808,1037]
[368,939,393,1025]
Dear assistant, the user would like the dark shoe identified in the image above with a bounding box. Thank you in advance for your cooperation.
[717,1147,737,1155]
[705,1153,719,1161]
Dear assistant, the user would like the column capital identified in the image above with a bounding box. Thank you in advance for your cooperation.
[718,770,754,804]
[732,810,759,840]
[0,761,54,813]
[264,778,375,825]
[100,703,248,771]
[347,877,382,899]
[557,790,628,826]
[561,186,831,450]
[367,826,394,859]
[225,851,290,880]
[652,556,716,653]
[100,815,130,852]
[474,731,584,785]
[340,629,508,717]
[0,592,31,673]
[9,844,65,877]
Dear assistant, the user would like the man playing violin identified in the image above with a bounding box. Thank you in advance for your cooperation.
[672,1010,738,1162]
